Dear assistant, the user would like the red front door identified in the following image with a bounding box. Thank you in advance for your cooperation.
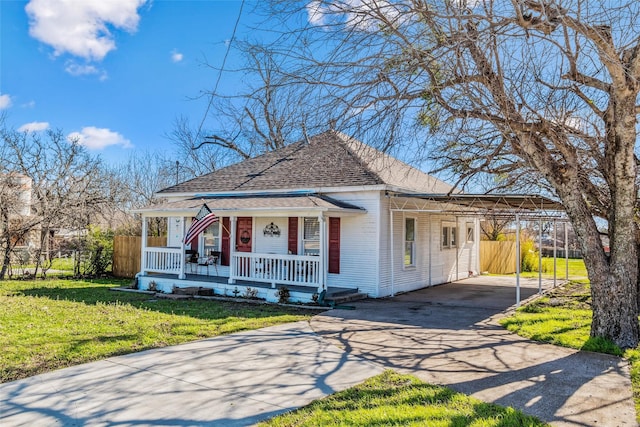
[236,217,252,252]
[235,217,252,276]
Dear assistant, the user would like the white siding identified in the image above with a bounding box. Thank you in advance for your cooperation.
[324,191,381,297]
[378,199,480,297]
[254,217,289,254]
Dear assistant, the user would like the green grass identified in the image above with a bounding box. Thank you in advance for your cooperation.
[0,278,313,383]
[500,257,588,279]
[499,280,640,421]
[258,370,548,427]
[48,257,75,271]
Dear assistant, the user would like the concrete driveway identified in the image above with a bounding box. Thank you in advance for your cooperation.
[310,276,636,426]
[0,322,382,426]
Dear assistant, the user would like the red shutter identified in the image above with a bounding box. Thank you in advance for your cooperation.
[328,217,340,274]
[288,217,298,255]
[221,217,230,266]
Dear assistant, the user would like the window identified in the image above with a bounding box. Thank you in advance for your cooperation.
[201,222,220,255]
[442,222,457,249]
[303,217,320,255]
[466,222,475,242]
[404,217,416,266]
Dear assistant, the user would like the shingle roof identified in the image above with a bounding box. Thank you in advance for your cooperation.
[158,131,453,195]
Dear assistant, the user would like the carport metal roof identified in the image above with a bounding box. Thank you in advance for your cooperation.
[387,192,566,219]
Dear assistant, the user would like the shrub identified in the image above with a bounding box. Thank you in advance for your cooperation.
[276,286,290,304]
[521,238,540,272]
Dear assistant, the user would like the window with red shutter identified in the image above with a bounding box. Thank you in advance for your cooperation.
[288,217,298,255]
[221,217,230,266]
[328,217,340,274]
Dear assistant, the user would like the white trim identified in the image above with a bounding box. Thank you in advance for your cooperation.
[441,220,457,250]
[403,215,417,269]
[136,207,366,218]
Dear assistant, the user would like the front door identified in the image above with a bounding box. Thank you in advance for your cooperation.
[236,217,252,252]
[236,217,252,276]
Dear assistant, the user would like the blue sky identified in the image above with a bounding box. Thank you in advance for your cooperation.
[0,0,252,164]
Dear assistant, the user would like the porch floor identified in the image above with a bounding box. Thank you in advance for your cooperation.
[144,272,357,298]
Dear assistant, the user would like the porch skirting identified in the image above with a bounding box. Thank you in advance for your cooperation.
[137,273,355,304]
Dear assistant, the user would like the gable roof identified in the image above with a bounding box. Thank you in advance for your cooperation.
[158,130,453,195]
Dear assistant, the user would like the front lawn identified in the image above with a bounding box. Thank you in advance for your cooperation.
[507,257,588,279]
[0,278,313,383]
[499,280,640,421]
[258,370,548,427]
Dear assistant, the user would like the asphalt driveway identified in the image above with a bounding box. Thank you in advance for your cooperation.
[310,276,636,426]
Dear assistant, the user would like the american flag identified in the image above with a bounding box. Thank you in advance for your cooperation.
[184,203,218,245]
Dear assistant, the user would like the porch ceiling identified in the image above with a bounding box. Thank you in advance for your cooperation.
[136,194,366,217]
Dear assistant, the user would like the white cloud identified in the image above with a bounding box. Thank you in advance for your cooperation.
[18,121,50,132]
[65,61,108,80]
[306,0,401,31]
[307,1,330,26]
[22,100,36,109]
[67,127,132,150]
[0,93,12,110]
[25,0,147,62]
[171,49,183,63]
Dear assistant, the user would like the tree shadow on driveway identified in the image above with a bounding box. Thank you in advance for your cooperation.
[310,280,635,426]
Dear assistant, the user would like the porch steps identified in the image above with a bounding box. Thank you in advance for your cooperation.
[324,288,368,305]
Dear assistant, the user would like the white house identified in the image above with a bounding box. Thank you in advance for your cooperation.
[136,131,559,303]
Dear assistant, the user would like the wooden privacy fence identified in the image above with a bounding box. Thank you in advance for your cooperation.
[480,240,516,274]
[112,235,166,278]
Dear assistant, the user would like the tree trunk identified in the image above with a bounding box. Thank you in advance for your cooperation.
[0,241,10,280]
[557,174,638,349]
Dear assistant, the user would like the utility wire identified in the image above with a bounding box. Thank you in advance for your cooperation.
[194,0,245,144]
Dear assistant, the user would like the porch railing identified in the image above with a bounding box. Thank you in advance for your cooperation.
[231,252,321,288]
[142,247,182,274]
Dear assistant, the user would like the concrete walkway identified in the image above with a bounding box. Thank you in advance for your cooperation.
[310,276,636,426]
[0,322,383,426]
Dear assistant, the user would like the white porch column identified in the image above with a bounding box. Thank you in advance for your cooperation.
[515,213,521,307]
[228,216,237,284]
[178,216,186,279]
[474,217,480,276]
[564,222,569,280]
[319,215,326,293]
[141,216,148,275]
[538,218,543,294]
[428,214,432,286]
[553,219,557,288]
[390,209,395,297]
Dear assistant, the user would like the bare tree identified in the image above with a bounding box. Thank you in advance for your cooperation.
[253,1,640,348]
[173,43,326,166]
[480,215,512,241]
[112,151,179,237]
[0,124,114,278]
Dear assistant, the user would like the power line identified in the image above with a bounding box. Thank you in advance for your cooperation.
[194,0,245,144]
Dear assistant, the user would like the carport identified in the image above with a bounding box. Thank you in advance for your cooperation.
[387,192,569,306]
